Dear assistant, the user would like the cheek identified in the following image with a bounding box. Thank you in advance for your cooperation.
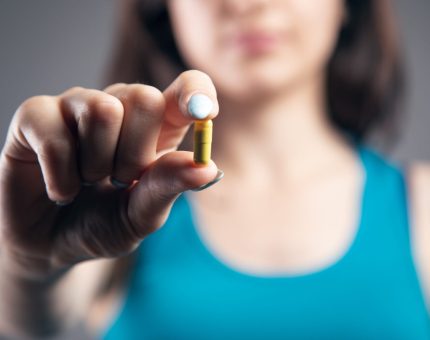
[168,1,218,70]
[292,0,344,76]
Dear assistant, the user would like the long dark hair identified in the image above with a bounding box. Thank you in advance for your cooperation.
[104,0,404,145]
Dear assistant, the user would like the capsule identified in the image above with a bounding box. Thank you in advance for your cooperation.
[193,120,213,165]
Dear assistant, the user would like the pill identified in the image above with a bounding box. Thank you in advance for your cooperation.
[188,94,213,120]
[193,120,213,165]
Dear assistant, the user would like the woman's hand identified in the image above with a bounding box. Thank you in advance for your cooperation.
[0,70,219,280]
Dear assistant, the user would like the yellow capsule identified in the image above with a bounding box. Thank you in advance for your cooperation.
[193,120,213,165]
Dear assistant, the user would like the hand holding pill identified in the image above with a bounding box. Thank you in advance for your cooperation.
[0,70,223,277]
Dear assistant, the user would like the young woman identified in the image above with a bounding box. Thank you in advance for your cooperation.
[0,0,429,338]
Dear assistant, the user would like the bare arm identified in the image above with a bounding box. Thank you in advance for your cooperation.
[407,162,430,311]
[0,254,115,338]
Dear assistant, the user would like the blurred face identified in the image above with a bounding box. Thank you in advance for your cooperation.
[167,0,345,102]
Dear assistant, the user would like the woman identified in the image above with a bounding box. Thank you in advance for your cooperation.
[0,0,429,338]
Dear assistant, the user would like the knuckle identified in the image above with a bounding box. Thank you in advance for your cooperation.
[93,96,123,118]
[80,99,123,127]
[123,84,166,117]
[61,86,86,98]
[16,95,55,121]
[103,82,127,93]
[68,86,85,94]
[61,88,124,127]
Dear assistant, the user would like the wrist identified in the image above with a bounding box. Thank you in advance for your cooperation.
[0,246,70,283]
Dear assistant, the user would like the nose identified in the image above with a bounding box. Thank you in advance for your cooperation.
[222,0,270,15]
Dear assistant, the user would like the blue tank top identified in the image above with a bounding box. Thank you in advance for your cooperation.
[103,145,430,339]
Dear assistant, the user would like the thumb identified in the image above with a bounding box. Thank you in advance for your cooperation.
[126,151,221,237]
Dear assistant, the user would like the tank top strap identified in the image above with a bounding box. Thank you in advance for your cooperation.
[349,146,427,307]
[356,145,411,254]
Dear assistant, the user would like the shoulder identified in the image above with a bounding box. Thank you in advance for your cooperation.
[405,162,430,305]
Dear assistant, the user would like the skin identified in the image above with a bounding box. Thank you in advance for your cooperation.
[0,0,428,338]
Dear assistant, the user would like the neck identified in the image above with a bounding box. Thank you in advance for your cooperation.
[211,77,354,185]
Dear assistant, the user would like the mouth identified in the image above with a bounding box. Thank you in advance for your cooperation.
[229,30,284,55]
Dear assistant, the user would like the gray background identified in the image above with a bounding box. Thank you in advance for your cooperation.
[0,0,429,339]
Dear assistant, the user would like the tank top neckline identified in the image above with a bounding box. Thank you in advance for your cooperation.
[182,144,371,281]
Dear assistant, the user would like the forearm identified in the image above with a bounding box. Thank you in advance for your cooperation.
[0,248,112,339]
[0,251,77,338]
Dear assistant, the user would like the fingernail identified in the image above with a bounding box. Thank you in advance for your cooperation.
[110,177,130,189]
[55,198,74,206]
[187,94,213,120]
[190,169,224,192]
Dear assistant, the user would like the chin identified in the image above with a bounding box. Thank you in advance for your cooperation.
[215,64,300,102]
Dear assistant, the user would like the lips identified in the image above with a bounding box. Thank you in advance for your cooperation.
[231,30,284,55]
